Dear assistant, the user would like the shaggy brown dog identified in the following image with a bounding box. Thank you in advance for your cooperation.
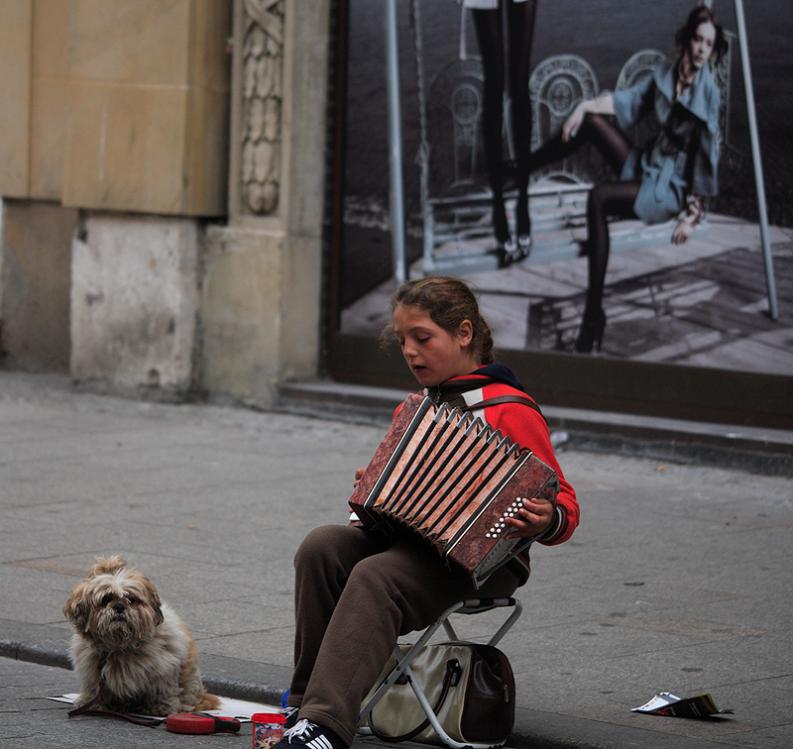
[63,555,219,715]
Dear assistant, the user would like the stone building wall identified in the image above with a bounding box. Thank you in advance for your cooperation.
[0,0,330,404]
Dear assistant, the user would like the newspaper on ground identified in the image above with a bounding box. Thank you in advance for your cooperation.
[632,691,732,719]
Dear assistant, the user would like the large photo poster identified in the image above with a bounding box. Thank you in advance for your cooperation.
[336,0,792,377]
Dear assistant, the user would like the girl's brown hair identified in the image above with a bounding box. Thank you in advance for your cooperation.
[390,277,494,364]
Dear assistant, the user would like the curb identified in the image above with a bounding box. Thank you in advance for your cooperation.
[0,639,71,670]
[0,639,284,707]
[2,639,734,749]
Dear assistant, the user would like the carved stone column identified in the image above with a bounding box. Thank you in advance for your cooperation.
[200,0,330,405]
[236,0,284,218]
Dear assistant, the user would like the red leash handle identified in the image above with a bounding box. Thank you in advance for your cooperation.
[165,712,241,734]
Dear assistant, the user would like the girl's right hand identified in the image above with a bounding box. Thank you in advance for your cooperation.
[562,103,586,142]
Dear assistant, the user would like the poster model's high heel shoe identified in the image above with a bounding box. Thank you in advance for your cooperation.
[515,233,533,260]
[509,192,532,262]
[574,305,606,354]
[492,199,513,267]
[503,235,530,265]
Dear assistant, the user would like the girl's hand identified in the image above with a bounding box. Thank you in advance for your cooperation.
[505,497,554,539]
[353,467,365,489]
[562,103,586,143]
[671,220,694,245]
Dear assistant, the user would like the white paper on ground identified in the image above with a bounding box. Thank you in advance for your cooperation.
[632,691,682,713]
[48,693,279,722]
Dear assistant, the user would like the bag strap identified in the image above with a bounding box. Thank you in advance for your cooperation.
[463,394,548,425]
[368,658,462,743]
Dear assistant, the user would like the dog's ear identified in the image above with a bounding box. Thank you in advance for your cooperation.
[63,582,90,632]
[139,575,164,625]
[90,554,127,577]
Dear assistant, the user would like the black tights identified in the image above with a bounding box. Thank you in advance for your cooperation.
[530,114,641,313]
[472,1,537,243]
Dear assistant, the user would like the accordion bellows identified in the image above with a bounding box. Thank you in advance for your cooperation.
[349,394,559,587]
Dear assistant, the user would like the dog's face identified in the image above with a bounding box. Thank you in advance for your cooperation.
[64,555,164,647]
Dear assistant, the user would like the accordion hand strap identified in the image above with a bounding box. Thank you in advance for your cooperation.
[368,658,462,742]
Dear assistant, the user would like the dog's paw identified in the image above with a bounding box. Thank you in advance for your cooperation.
[196,692,221,711]
[73,693,92,709]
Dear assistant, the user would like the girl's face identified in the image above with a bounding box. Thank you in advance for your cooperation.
[392,304,480,387]
[688,21,716,70]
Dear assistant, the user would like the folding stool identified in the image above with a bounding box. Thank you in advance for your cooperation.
[358,596,522,749]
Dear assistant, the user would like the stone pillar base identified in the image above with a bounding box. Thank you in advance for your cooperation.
[201,224,320,408]
[70,213,200,396]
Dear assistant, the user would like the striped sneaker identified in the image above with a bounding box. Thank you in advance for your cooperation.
[276,718,347,749]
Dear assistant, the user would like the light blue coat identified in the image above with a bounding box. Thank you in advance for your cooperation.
[612,61,720,224]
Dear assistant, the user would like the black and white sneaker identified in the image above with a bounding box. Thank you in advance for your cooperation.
[282,706,299,730]
[275,718,347,749]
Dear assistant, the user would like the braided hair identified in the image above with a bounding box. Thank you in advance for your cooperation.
[390,277,494,365]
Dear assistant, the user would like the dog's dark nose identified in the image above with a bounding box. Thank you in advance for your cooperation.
[113,602,126,614]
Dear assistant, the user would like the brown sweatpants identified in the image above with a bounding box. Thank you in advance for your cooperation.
[288,524,523,745]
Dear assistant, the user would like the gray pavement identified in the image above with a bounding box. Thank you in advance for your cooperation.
[1,370,792,749]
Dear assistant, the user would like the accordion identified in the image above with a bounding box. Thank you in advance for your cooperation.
[349,393,558,587]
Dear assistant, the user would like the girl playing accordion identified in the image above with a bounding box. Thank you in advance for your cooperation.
[275,277,579,749]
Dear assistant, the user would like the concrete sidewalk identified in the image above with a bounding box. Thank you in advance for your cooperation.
[1,370,791,749]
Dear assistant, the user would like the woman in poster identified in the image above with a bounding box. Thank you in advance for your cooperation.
[468,0,537,263]
[528,4,726,353]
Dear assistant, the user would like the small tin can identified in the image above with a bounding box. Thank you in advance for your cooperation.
[252,712,286,749]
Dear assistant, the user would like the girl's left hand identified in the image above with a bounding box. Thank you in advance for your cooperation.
[353,467,365,489]
[505,497,554,539]
[671,220,694,245]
